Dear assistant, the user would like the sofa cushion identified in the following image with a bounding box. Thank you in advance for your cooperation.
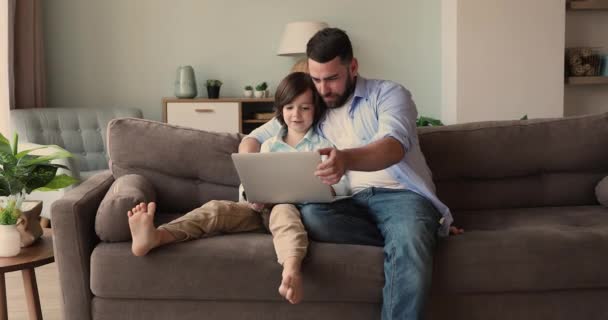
[419,113,608,210]
[596,177,608,206]
[95,174,156,242]
[107,118,244,214]
[90,226,384,302]
[433,205,608,293]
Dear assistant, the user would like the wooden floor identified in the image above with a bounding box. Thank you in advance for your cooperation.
[5,262,63,319]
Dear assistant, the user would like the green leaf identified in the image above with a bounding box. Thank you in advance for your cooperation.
[19,147,73,167]
[35,174,79,191]
[0,132,11,157]
[15,146,49,160]
[520,114,528,120]
[23,165,56,193]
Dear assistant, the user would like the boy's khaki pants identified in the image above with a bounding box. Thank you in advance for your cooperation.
[159,200,307,264]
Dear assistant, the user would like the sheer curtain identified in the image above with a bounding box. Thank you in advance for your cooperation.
[9,0,46,110]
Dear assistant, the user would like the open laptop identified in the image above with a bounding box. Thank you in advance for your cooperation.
[232,152,348,204]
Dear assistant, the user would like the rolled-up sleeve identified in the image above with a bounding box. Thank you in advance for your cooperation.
[246,118,282,144]
[371,83,418,154]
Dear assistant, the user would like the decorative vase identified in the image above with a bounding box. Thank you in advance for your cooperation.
[0,225,21,257]
[243,90,253,98]
[174,65,198,99]
[207,86,221,99]
[254,90,264,98]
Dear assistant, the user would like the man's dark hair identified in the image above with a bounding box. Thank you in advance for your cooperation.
[306,28,353,65]
[274,72,325,127]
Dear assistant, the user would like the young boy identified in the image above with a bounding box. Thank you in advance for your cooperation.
[127,72,349,305]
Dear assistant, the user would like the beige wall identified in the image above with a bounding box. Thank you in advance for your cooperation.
[442,0,565,124]
[0,0,9,137]
[43,0,442,121]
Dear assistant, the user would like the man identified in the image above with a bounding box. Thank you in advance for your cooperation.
[240,28,462,320]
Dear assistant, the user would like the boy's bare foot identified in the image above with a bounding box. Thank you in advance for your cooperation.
[278,258,304,304]
[128,202,160,256]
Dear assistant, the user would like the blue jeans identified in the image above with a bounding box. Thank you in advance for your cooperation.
[299,188,441,320]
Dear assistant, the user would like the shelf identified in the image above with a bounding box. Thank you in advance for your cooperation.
[566,76,608,85]
[567,0,608,10]
[163,97,274,103]
[242,119,270,124]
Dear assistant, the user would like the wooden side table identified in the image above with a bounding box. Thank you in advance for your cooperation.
[0,229,53,320]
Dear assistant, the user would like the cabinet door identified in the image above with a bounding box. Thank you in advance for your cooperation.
[166,102,240,133]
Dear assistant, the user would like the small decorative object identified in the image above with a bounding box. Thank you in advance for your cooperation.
[0,133,78,256]
[206,80,223,99]
[566,47,601,77]
[253,112,275,120]
[416,116,444,127]
[255,82,268,98]
[174,65,198,99]
[243,85,253,98]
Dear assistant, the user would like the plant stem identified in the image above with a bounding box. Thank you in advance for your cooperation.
[11,133,17,156]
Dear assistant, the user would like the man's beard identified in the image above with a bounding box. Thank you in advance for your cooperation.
[323,74,356,108]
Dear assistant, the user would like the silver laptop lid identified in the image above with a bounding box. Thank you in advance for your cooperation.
[231,152,334,204]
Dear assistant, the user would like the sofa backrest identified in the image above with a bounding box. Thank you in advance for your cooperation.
[11,107,143,172]
[419,112,608,211]
[107,118,244,214]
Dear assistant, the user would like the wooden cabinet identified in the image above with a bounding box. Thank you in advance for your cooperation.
[162,98,274,134]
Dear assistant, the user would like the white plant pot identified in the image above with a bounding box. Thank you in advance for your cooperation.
[254,90,265,98]
[0,224,21,257]
[243,90,253,98]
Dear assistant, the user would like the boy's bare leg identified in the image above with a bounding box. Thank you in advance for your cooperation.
[128,202,176,256]
[278,256,304,304]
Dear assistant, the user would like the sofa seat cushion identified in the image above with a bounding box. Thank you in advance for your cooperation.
[91,231,384,302]
[433,205,608,294]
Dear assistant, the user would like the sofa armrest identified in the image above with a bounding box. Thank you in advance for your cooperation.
[51,170,114,320]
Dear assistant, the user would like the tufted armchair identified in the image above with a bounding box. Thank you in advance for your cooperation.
[10,107,143,219]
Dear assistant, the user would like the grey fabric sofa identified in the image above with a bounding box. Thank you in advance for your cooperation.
[10,107,142,218]
[52,113,608,320]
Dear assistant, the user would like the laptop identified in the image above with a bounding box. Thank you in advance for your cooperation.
[231,152,348,204]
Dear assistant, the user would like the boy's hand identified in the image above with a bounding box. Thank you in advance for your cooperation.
[249,202,268,212]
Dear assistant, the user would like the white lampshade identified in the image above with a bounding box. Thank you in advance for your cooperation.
[277,21,329,56]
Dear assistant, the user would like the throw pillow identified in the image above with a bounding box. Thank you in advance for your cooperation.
[95,174,156,242]
[596,176,608,207]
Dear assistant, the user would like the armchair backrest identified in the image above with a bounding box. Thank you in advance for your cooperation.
[10,107,143,172]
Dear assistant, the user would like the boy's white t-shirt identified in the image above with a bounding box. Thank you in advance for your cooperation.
[321,95,406,194]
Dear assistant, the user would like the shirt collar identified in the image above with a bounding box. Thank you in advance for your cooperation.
[277,126,318,148]
[348,76,368,114]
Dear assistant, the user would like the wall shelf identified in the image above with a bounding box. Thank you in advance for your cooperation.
[566,76,608,85]
[567,0,608,10]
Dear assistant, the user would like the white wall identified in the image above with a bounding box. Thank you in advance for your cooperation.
[0,0,9,137]
[442,0,565,124]
[43,1,443,121]
[565,10,608,116]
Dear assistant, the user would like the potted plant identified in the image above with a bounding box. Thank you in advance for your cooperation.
[243,85,253,98]
[205,80,223,99]
[254,82,268,98]
[0,133,78,257]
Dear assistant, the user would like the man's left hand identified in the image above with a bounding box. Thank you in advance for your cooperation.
[315,148,346,185]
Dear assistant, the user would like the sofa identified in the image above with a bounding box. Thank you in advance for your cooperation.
[52,113,608,320]
[10,107,143,219]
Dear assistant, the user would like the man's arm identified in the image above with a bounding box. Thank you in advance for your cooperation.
[316,83,416,184]
[316,138,403,185]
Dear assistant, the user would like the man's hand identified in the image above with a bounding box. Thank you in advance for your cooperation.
[315,148,346,185]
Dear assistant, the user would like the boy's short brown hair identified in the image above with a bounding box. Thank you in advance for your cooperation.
[274,72,325,127]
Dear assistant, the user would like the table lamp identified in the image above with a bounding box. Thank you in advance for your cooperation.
[277,21,329,73]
